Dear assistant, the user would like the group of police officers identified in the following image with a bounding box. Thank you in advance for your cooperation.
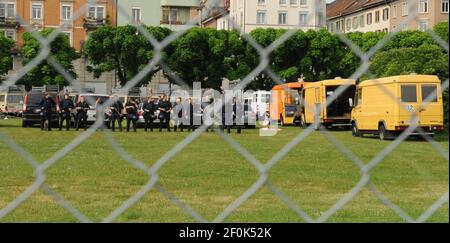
[39,93,243,133]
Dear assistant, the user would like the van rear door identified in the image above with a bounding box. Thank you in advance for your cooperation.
[419,83,443,126]
[398,84,421,126]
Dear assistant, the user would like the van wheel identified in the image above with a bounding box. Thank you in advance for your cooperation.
[352,123,361,137]
[379,124,388,141]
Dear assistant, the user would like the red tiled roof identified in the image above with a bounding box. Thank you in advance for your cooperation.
[327,0,356,19]
[327,0,391,19]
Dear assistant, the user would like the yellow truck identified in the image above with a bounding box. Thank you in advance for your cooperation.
[302,78,356,129]
[351,75,444,140]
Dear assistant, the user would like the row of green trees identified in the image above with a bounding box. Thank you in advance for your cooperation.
[0,23,448,123]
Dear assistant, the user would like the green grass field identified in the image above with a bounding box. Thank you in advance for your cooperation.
[0,118,448,223]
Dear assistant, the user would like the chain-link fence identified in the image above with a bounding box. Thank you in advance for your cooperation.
[0,0,448,223]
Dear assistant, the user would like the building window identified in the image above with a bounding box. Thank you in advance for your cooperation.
[279,0,287,5]
[418,0,428,13]
[0,3,15,18]
[278,12,288,25]
[31,4,43,20]
[375,11,380,23]
[88,6,105,19]
[352,17,358,29]
[61,5,72,20]
[401,23,408,30]
[418,20,428,31]
[5,30,15,40]
[132,8,141,23]
[257,11,266,24]
[317,12,324,27]
[300,0,307,5]
[367,13,372,25]
[392,5,397,18]
[382,8,389,21]
[258,0,265,4]
[442,0,449,13]
[359,15,365,27]
[346,18,351,31]
[402,1,408,16]
[299,12,308,26]
[63,31,72,46]
[290,0,297,5]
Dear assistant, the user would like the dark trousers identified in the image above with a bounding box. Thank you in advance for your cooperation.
[144,114,154,131]
[126,114,137,132]
[111,113,123,132]
[40,112,53,131]
[76,112,87,130]
[59,113,71,131]
[159,113,171,131]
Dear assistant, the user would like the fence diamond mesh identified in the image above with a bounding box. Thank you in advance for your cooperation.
[0,0,448,223]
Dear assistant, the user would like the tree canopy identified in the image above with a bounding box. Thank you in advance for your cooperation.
[17,29,80,90]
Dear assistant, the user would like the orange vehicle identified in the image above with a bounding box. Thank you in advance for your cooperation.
[270,82,310,126]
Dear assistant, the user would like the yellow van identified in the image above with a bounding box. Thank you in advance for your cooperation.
[351,75,444,140]
[302,78,356,129]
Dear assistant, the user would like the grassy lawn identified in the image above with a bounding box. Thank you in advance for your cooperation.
[0,118,448,223]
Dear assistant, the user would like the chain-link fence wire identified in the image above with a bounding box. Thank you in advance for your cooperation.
[0,0,448,222]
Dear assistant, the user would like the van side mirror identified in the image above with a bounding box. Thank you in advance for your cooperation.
[349,98,354,107]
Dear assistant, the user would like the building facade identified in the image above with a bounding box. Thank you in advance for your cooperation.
[327,0,392,33]
[116,0,161,26]
[228,0,327,33]
[1,0,117,93]
[327,0,449,33]
[389,0,449,31]
[0,0,116,51]
[160,0,201,31]
[200,0,231,30]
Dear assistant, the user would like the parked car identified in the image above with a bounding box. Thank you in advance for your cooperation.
[22,90,59,127]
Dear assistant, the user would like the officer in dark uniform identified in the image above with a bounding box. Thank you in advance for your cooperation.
[221,96,231,133]
[59,94,74,131]
[75,96,90,131]
[110,96,124,132]
[158,95,172,132]
[39,92,56,131]
[143,96,156,132]
[125,98,138,132]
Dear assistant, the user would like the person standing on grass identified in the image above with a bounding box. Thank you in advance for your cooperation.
[125,98,138,132]
[158,95,172,132]
[143,96,156,132]
[75,96,90,131]
[110,96,124,132]
[59,94,74,131]
[39,92,56,131]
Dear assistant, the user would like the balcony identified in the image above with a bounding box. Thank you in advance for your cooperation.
[160,19,188,25]
[83,18,106,30]
[0,17,20,28]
